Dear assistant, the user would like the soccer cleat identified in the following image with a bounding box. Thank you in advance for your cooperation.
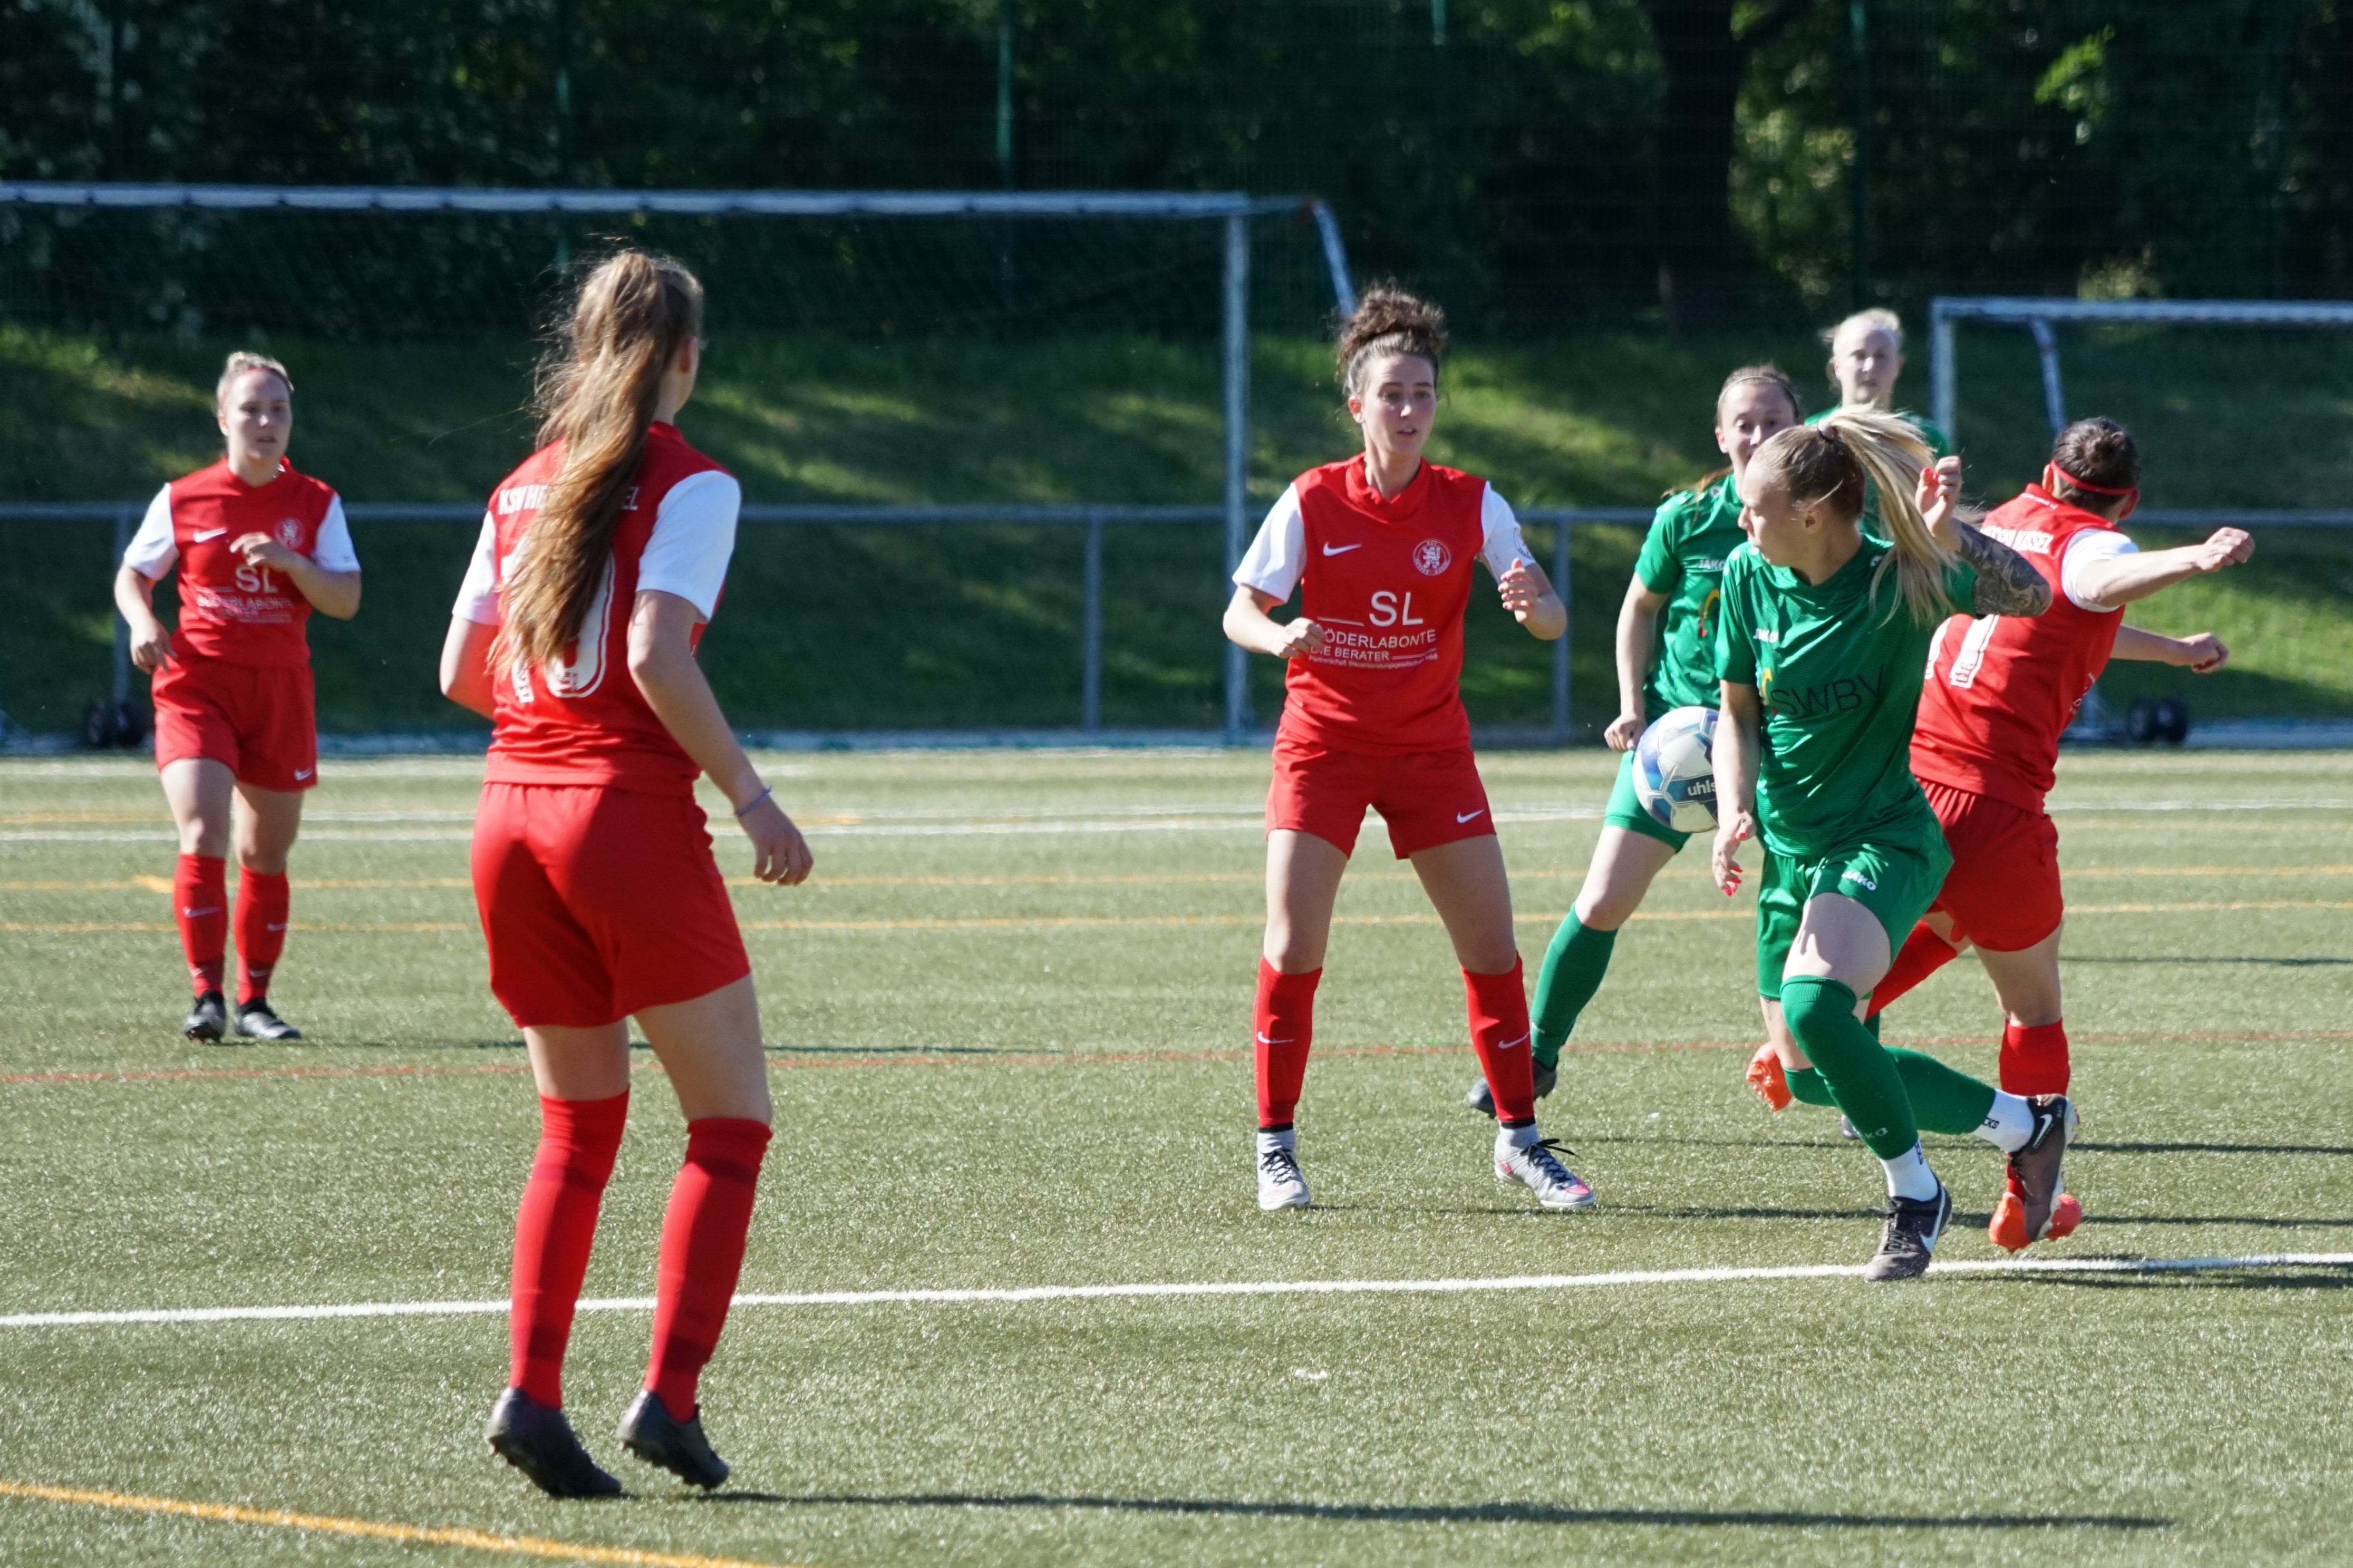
[1838,1115,1861,1141]
[1746,1043,1792,1111]
[1990,1189,2084,1252]
[1494,1132,1596,1211]
[618,1389,730,1489]
[1863,1183,1952,1282]
[181,990,227,1043]
[1993,1094,2079,1249]
[486,1387,622,1498]
[1463,1060,1558,1119]
[1256,1133,1310,1211]
[233,999,303,1041]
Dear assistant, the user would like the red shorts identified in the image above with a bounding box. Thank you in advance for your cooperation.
[151,657,318,792]
[1266,738,1495,859]
[1922,778,2063,952]
[471,783,751,1028]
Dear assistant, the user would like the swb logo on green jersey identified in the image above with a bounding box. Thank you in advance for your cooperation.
[1759,664,1887,720]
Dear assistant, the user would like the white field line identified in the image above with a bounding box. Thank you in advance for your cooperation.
[7,1252,2348,1330]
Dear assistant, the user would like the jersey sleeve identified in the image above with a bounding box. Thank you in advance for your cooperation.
[1634,495,1690,595]
[636,470,741,620]
[2059,529,2139,612]
[122,485,177,579]
[1713,553,1758,687]
[451,514,501,626]
[311,494,361,573]
[1476,485,1534,577]
[1233,484,1307,602]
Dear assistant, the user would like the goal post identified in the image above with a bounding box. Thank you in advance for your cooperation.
[1929,295,2353,527]
[0,181,1357,741]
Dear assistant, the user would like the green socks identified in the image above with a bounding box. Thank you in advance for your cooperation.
[1787,1051,1994,1136]
[1531,914,1615,1070]
[1778,976,1918,1160]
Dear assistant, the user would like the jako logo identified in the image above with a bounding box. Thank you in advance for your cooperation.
[1839,867,1878,891]
[1412,539,1451,576]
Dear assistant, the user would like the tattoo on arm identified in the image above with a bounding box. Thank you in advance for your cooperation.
[1954,525,2053,616]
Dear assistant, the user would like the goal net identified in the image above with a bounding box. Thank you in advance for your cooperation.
[1930,297,2353,739]
[0,184,1355,740]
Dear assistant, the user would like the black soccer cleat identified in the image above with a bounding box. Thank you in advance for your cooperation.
[1464,1060,1557,1119]
[618,1389,730,1489]
[2003,1094,2079,1246]
[182,990,227,1043]
[487,1387,622,1498]
[233,998,303,1041]
[1863,1183,1953,1283]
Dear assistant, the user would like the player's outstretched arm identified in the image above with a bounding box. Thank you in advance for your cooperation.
[1608,577,1668,751]
[2110,624,2230,674]
[1223,585,1325,660]
[2071,527,2254,610]
[1495,558,1567,641]
[627,589,813,886]
[1710,680,1761,897]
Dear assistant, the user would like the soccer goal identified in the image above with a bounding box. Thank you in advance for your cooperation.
[0,182,1357,741]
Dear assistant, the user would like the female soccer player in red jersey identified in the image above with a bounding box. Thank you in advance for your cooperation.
[438,251,812,1497]
[1463,365,1799,1119]
[112,353,362,1044]
[1224,286,1584,1213]
[1764,417,2249,1251]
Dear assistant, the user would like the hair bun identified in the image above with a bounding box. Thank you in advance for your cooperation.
[1335,283,1448,393]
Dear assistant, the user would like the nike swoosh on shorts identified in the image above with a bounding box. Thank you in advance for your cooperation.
[294,769,314,780]
[1321,542,1363,556]
[1456,809,1487,823]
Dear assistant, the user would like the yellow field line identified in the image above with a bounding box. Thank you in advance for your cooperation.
[0,1479,800,1567]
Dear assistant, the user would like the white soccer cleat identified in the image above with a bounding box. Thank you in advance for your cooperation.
[1256,1129,1310,1211]
[1495,1128,1596,1211]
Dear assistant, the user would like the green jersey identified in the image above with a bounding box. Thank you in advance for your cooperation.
[1632,475,1747,717]
[1713,539,1976,861]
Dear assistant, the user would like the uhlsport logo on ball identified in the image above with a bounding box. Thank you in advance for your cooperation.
[1633,705,1720,834]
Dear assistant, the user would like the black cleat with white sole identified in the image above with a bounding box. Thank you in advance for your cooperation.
[182,990,227,1043]
[234,999,303,1041]
[1464,1060,1557,1119]
[1863,1184,1952,1282]
[486,1387,622,1498]
[618,1389,730,1488]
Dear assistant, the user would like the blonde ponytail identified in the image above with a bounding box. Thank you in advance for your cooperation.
[1751,408,1957,627]
[498,250,704,669]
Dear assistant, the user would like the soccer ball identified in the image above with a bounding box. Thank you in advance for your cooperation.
[1632,706,1719,833]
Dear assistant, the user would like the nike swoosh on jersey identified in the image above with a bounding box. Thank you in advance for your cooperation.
[192,528,228,542]
[1321,542,1364,556]
[1456,809,1487,823]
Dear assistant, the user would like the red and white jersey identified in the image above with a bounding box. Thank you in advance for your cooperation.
[1911,484,2142,813]
[1235,457,1531,755]
[453,422,741,795]
[122,459,356,668]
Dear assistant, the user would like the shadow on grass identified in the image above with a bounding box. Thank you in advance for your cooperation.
[2064,956,2352,967]
[2009,1271,2353,1292]
[2078,1141,2353,1157]
[699,1492,2167,1530]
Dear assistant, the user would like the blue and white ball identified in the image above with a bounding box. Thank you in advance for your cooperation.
[1632,706,1719,834]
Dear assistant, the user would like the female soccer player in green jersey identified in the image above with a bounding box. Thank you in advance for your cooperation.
[1464,366,1800,1123]
[1807,308,1949,459]
[1710,411,2077,1281]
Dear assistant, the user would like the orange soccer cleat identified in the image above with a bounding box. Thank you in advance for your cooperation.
[1989,1189,2084,1252]
[1747,1041,1792,1111]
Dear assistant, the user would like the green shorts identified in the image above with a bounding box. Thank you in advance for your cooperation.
[1602,745,1691,851]
[1754,832,1952,1001]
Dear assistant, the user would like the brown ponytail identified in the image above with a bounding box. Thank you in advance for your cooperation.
[498,250,705,669]
[1335,284,1447,397]
[1749,408,1957,627]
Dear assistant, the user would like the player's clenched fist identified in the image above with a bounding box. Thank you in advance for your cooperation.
[2192,527,2253,573]
[1271,617,1326,660]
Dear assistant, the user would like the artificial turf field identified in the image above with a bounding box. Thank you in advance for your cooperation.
[2,746,2350,1567]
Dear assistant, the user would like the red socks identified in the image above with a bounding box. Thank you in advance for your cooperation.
[1464,959,1537,1125]
[646,1117,772,1418]
[235,868,290,1005]
[2000,1019,2070,1096]
[1253,960,1321,1128]
[173,854,228,995]
[1865,920,1962,1018]
[509,1092,631,1409]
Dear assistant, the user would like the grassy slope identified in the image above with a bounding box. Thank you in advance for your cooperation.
[1,749,2350,1565]
[4,323,2351,732]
